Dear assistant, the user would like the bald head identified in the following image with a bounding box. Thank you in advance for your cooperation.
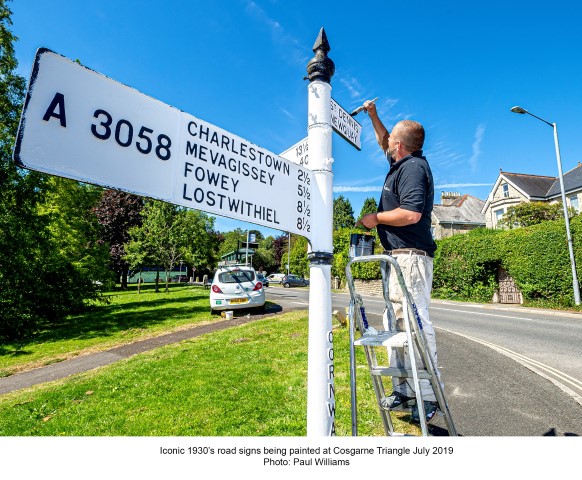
[393,120,425,153]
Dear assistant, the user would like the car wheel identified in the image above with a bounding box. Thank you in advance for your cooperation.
[284,282,290,288]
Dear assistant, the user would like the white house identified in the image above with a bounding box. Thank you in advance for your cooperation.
[482,165,582,228]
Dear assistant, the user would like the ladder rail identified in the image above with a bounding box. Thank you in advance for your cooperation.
[346,253,457,436]
[349,297,394,436]
[402,301,428,436]
[348,300,358,436]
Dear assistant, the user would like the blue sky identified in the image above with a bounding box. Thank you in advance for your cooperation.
[11,0,582,238]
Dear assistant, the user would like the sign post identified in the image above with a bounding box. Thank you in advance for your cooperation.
[14,36,345,437]
[305,28,336,436]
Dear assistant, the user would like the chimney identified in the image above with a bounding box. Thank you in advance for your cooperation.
[441,191,461,206]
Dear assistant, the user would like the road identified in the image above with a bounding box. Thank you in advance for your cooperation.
[265,285,582,435]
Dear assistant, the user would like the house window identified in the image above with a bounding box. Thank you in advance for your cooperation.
[494,208,504,226]
[502,184,509,198]
[569,195,580,213]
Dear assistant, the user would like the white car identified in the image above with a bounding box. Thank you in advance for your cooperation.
[266,273,285,284]
[209,266,265,312]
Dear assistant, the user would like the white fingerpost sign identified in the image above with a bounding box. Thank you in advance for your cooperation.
[14,49,312,239]
[281,96,362,167]
[330,97,362,150]
[280,137,309,167]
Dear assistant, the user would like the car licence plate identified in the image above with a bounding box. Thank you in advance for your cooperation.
[229,298,248,304]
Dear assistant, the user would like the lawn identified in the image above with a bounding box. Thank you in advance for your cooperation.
[0,284,419,436]
[0,284,215,377]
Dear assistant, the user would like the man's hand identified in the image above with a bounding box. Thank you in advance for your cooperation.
[363,99,378,117]
[356,213,379,230]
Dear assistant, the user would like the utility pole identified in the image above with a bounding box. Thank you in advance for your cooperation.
[245,230,249,266]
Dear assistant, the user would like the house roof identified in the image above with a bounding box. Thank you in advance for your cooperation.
[432,195,486,225]
[483,166,582,212]
[546,163,582,197]
[501,172,556,198]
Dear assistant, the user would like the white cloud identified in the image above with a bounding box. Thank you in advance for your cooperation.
[339,76,362,99]
[334,182,492,193]
[434,182,493,188]
[279,107,295,120]
[333,185,382,193]
[243,1,308,66]
[428,139,465,170]
[469,124,486,172]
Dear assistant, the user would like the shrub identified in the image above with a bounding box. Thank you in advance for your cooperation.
[433,218,582,308]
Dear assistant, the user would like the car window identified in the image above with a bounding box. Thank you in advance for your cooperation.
[218,270,255,283]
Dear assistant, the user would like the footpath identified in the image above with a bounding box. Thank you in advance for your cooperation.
[0,313,264,395]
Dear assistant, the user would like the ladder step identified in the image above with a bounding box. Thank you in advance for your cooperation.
[370,367,432,379]
[353,331,408,348]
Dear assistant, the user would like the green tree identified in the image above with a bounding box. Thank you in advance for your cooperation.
[180,209,221,275]
[333,194,355,230]
[272,234,288,271]
[252,236,277,274]
[39,177,112,286]
[288,235,309,278]
[498,201,572,229]
[359,197,378,219]
[1,1,103,340]
[125,200,218,292]
[93,189,143,289]
[218,228,265,266]
[218,228,251,258]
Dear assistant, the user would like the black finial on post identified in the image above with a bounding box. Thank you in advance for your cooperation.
[306,28,335,83]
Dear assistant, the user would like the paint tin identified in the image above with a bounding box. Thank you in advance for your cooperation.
[349,234,375,258]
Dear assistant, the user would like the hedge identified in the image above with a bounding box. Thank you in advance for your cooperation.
[433,216,582,308]
[305,217,582,308]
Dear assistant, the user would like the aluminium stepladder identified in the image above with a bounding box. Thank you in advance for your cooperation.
[346,254,457,436]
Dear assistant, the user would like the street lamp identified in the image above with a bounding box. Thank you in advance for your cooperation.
[510,106,581,305]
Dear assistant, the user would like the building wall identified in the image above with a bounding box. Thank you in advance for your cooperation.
[486,185,582,229]
[485,181,530,228]
[433,222,482,240]
[570,192,582,212]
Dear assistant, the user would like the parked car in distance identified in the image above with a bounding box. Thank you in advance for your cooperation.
[209,266,265,312]
[281,274,309,288]
[257,273,269,287]
[266,273,285,284]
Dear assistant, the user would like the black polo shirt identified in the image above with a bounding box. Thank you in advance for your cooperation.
[376,150,437,256]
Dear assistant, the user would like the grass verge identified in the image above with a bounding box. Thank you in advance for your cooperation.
[0,310,418,436]
[0,284,218,376]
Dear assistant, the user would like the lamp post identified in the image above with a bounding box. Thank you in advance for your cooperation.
[510,106,581,305]
[245,230,249,266]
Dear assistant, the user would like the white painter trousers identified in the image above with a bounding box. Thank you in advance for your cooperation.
[382,252,439,402]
